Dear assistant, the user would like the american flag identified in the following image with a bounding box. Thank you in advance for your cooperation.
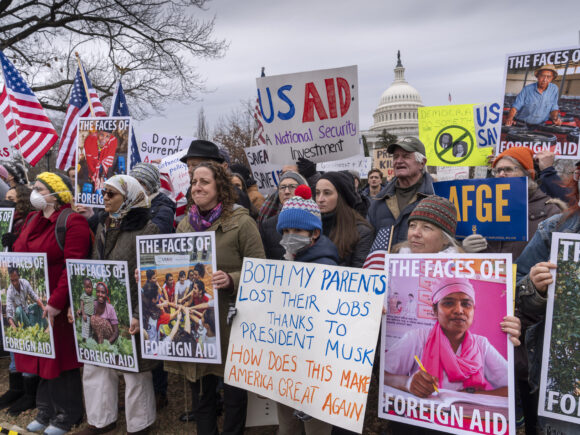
[0,51,58,166]
[362,226,393,270]
[56,66,106,170]
[109,80,140,169]
[448,92,452,103]
[252,67,267,146]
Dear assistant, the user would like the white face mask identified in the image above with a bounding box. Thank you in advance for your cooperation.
[30,190,65,211]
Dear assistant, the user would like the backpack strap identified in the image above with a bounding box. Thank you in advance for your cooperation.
[55,207,74,251]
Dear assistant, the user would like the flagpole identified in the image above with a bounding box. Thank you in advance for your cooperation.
[75,52,96,117]
[0,63,30,183]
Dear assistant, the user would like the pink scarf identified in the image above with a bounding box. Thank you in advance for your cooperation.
[422,322,491,391]
[188,202,222,232]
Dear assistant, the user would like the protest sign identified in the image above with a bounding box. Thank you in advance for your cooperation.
[433,177,528,241]
[379,253,515,435]
[317,155,372,179]
[158,149,189,221]
[137,232,220,363]
[66,259,138,372]
[244,144,283,196]
[419,105,493,167]
[372,148,394,180]
[474,103,501,148]
[75,116,131,208]
[0,122,14,161]
[499,47,580,159]
[246,392,279,427]
[224,258,385,433]
[0,253,54,358]
[538,232,580,425]
[257,65,359,164]
[0,208,14,251]
[435,166,470,182]
[137,132,192,163]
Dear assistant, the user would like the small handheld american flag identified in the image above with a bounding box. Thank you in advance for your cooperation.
[362,226,393,270]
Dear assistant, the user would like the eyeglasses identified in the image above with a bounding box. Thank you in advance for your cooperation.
[101,189,120,199]
[278,184,298,192]
[491,166,520,176]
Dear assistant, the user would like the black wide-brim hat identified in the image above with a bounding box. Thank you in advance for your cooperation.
[180,140,225,164]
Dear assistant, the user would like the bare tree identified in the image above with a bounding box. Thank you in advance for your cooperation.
[212,100,254,166]
[196,107,209,140]
[0,0,227,119]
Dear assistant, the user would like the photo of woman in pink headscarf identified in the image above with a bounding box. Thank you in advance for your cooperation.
[383,276,508,398]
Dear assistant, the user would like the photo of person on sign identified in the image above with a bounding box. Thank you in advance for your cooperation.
[383,277,508,397]
[504,64,562,127]
[83,128,118,191]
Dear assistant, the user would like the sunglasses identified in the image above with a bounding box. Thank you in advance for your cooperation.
[101,189,120,199]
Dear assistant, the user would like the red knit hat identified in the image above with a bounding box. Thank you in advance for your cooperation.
[492,147,535,178]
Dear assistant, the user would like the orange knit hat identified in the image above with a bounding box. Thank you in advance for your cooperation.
[492,147,535,179]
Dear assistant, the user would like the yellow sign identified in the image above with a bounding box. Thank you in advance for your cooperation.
[419,104,492,167]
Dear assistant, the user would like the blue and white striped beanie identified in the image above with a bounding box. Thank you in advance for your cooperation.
[276,185,322,234]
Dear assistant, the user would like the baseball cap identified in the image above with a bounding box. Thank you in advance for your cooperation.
[387,137,426,155]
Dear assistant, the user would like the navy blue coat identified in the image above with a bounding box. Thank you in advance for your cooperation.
[295,234,339,266]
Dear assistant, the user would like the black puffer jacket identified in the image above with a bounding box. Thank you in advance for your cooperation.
[321,213,374,268]
[259,214,284,260]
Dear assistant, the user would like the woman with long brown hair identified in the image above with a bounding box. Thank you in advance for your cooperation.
[315,171,373,267]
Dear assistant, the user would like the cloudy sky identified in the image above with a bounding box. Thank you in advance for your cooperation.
[135,0,580,137]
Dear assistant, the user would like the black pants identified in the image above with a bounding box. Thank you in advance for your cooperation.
[190,375,247,435]
[152,362,168,395]
[517,379,538,435]
[36,368,84,431]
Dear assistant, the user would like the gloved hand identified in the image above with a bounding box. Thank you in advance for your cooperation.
[226,303,237,326]
[296,157,317,179]
[2,232,17,250]
[462,234,488,253]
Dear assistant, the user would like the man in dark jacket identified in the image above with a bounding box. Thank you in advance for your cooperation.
[367,137,434,246]
[130,163,176,234]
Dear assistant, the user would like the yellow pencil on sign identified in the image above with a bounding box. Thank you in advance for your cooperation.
[414,355,440,393]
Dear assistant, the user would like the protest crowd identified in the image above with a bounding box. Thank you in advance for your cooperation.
[0,46,578,435]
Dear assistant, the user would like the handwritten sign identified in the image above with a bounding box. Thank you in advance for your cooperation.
[0,122,14,161]
[379,253,515,435]
[433,177,528,241]
[539,233,580,425]
[372,149,394,180]
[244,144,283,196]
[224,258,385,433]
[474,103,501,148]
[317,156,372,179]
[257,66,359,164]
[137,132,192,163]
[0,208,14,251]
[66,259,138,372]
[420,105,492,167]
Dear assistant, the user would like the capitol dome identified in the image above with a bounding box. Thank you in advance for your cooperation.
[370,52,423,137]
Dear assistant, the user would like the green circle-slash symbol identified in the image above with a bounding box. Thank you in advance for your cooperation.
[435,125,474,164]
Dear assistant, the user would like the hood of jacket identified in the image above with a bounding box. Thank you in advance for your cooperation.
[295,234,340,264]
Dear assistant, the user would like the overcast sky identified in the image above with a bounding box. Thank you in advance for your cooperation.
[135,0,580,137]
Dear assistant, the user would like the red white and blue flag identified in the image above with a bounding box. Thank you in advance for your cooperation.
[0,51,58,166]
[56,65,106,170]
[362,226,393,270]
[110,80,141,169]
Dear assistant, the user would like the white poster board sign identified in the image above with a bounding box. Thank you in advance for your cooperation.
[137,132,192,163]
[225,258,384,433]
[317,156,372,179]
[244,145,283,196]
[257,65,359,164]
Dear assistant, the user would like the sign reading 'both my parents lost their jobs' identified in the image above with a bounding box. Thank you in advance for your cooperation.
[256,66,360,164]
[224,258,385,433]
[433,177,528,241]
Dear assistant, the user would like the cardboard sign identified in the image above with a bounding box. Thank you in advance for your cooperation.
[224,258,384,433]
[257,65,360,164]
[137,232,221,364]
[433,177,528,241]
[244,144,283,196]
[420,105,492,167]
[0,253,54,358]
[75,116,131,208]
[137,132,192,163]
[538,232,580,425]
[66,259,138,372]
[379,254,515,435]
[499,47,580,159]
[317,155,372,179]
[372,149,394,181]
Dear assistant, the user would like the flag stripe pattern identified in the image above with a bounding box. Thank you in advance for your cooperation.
[362,226,392,270]
[56,67,106,170]
[0,51,58,166]
[109,81,140,169]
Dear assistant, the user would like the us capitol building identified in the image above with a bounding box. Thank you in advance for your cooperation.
[362,52,423,149]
